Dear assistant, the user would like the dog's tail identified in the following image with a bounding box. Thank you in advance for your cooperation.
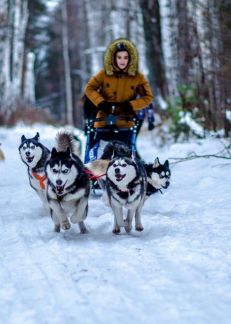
[85,159,109,176]
[55,131,80,155]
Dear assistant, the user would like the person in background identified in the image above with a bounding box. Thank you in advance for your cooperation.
[134,102,155,160]
[84,38,154,161]
[136,102,155,136]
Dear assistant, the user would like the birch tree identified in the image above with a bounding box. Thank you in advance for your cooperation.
[23,52,35,103]
[159,0,179,99]
[0,0,8,106]
[61,0,74,125]
[0,0,29,114]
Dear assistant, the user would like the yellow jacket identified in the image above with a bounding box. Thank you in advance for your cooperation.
[84,38,154,128]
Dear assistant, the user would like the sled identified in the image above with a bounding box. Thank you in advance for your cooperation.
[84,114,139,164]
[83,113,139,195]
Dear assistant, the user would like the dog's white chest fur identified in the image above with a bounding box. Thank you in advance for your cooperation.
[111,184,142,209]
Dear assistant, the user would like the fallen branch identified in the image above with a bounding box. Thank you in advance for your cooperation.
[169,153,231,164]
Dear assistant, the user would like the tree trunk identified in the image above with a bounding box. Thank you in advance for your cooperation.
[139,0,167,96]
[0,0,28,112]
[61,0,74,125]
[159,0,179,100]
[23,52,35,104]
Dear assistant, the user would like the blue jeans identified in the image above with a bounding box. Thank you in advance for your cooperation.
[85,128,133,163]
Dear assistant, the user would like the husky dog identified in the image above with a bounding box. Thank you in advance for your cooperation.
[106,156,147,234]
[45,132,90,233]
[86,140,133,189]
[144,157,171,197]
[100,140,132,160]
[19,132,50,210]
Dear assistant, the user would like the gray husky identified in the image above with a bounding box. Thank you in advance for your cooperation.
[144,157,171,198]
[45,132,90,233]
[106,156,147,234]
[19,132,50,211]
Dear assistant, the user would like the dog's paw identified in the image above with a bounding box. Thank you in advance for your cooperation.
[78,221,89,234]
[70,215,78,224]
[124,220,132,233]
[61,220,71,230]
[54,224,61,232]
[80,227,89,234]
[112,228,121,234]
[125,225,132,233]
[135,224,144,231]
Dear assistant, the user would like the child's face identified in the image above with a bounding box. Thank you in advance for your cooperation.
[115,51,129,70]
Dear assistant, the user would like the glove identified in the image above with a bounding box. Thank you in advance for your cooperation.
[118,101,133,114]
[148,122,155,131]
[98,101,112,113]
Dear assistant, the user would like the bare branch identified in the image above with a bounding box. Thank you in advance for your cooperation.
[169,152,231,164]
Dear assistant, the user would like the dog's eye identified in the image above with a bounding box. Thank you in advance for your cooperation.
[62,169,69,174]
[30,145,35,150]
[113,164,117,167]
[53,169,58,174]
[121,164,127,167]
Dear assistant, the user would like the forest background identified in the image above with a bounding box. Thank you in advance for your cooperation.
[0,0,231,140]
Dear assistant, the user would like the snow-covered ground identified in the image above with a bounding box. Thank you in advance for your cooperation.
[0,124,231,324]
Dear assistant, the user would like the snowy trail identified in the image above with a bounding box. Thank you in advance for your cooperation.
[0,125,231,324]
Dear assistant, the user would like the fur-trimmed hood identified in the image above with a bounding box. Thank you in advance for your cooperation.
[104,38,139,76]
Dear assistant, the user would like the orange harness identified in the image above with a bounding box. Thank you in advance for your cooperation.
[32,171,46,189]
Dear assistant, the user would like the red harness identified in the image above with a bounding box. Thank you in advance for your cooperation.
[32,171,46,189]
[84,169,106,180]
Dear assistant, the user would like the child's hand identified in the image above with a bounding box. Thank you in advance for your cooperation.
[98,101,113,112]
[118,101,133,114]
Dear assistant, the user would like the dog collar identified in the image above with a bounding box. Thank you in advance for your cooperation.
[32,171,46,189]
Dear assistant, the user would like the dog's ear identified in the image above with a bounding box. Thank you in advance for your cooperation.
[21,135,26,143]
[164,160,169,168]
[33,132,40,141]
[51,147,57,157]
[153,157,160,168]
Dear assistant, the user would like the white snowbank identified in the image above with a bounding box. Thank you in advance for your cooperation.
[0,124,231,324]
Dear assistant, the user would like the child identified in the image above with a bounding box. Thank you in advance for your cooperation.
[84,38,153,161]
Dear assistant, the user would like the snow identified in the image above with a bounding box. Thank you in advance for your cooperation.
[0,124,231,324]
[179,111,204,137]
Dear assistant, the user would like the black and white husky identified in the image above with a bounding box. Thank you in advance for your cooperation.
[106,156,147,234]
[45,132,90,233]
[144,157,171,197]
[19,132,50,210]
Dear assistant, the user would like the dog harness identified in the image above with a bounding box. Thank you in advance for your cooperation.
[32,171,46,189]
[84,168,106,180]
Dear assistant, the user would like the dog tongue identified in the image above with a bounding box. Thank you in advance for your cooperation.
[27,156,34,163]
[56,186,64,195]
[116,174,125,181]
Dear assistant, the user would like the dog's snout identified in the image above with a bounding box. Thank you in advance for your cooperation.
[115,168,120,174]
[26,151,30,156]
[166,181,170,187]
[56,179,62,186]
